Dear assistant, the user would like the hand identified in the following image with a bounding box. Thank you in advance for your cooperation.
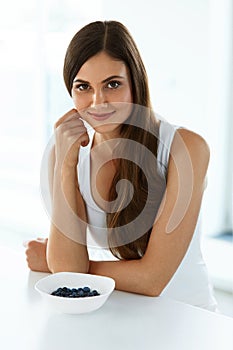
[54,109,89,169]
[24,238,50,273]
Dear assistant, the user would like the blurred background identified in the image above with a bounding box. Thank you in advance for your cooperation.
[0,0,232,315]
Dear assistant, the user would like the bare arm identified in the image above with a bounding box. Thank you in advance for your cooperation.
[46,109,90,273]
[89,129,210,296]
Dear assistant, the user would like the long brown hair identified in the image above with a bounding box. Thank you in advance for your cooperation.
[63,21,166,259]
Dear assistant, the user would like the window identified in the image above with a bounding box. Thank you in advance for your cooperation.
[0,0,103,244]
[0,0,232,247]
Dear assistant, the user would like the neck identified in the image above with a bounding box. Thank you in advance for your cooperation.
[92,125,122,147]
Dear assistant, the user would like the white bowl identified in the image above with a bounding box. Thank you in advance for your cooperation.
[35,272,115,314]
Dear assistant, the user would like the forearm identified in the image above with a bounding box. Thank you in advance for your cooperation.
[47,224,89,273]
[47,165,89,273]
[89,259,160,296]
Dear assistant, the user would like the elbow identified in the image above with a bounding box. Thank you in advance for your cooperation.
[142,287,162,298]
[140,274,166,297]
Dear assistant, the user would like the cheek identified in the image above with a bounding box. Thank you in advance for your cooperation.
[121,86,133,103]
[72,93,88,111]
[125,89,133,103]
[72,96,79,109]
[110,88,133,104]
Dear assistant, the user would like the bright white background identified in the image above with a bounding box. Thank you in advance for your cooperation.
[0,0,232,296]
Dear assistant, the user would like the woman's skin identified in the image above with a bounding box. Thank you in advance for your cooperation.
[25,52,210,296]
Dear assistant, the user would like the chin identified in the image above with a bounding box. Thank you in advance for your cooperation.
[93,122,121,135]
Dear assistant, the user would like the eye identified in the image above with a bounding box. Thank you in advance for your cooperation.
[75,83,90,91]
[106,80,121,89]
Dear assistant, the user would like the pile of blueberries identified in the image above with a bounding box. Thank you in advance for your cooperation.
[51,286,100,298]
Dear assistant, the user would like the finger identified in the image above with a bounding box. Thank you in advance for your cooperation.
[36,237,48,242]
[54,108,78,129]
[61,116,83,128]
[66,132,89,150]
[79,133,90,147]
[59,121,87,132]
[68,127,89,137]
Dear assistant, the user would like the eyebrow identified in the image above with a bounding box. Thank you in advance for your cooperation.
[73,75,125,84]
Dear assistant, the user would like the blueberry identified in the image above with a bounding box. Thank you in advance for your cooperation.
[50,286,100,298]
[83,287,91,293]
[92,290,99,296]
[70,292,77,298]
[77,289,85,297]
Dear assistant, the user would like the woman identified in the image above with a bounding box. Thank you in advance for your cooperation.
[25,20,217,311]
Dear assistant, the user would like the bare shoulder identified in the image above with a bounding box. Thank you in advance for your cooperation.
[172,128,210,164]
[167,128,210,185]
[176,128,209,153]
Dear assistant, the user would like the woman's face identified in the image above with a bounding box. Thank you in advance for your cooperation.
[71,51,133,137]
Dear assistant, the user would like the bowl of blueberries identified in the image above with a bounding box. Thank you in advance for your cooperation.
[35,272,115,314]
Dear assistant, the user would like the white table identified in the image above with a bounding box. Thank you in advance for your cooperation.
[0,244,232,350]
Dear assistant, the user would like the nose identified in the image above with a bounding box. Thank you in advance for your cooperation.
[91,89,107,108]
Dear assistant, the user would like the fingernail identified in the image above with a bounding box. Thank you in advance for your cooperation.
[81,140,88,147]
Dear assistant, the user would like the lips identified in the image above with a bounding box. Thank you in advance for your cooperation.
[88,111,115,121]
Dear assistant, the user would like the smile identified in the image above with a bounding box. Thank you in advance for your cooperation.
[88,111,116,121]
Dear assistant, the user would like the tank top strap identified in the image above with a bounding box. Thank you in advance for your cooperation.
[157,119,180,176]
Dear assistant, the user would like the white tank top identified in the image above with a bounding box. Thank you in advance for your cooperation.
[78,119,217,311]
